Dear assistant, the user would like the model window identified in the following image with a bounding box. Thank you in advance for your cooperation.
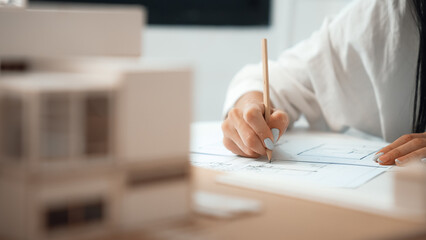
[84,95,109,156]
[45,200,104,231]
[0,60,29,72]
[40,94,71,159]
[45,206,68,230]
[0,95,23,160]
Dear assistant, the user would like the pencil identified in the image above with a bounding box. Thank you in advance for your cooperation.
[261,38,273,162]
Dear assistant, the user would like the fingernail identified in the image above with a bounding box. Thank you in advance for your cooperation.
[378,155,389,164]
[271,128,280,143]
[421,158,426,164]
[395,159,402,166]
[372,152,383,162]
[264,138,274,150]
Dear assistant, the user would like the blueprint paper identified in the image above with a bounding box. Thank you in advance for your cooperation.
[191,154,387,188]
[191,125,390,188]
[192,131,389,167]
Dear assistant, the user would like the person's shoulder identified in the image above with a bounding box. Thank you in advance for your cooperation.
[331,0,409,32]
[345,0,409,17]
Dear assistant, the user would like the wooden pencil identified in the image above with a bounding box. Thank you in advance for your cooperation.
[261,38,273,162]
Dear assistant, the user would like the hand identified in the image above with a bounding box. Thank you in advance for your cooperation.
[373,132,426,166]
[222,91,289,158]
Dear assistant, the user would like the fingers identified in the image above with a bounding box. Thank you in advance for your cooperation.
[374,133,426,165]
[376,133,426,154]
[394,147,426,166]
[242,104,274,150]
[222,121,261,156]
[235,119,267,155]
[222,109,264,157]
[378,139,426,165]
[268,109,290,143]
[222,104,291,158]
[223,137,260,158]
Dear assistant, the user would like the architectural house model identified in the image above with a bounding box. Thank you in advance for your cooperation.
[0,5,192,240]
[0,4,142,57]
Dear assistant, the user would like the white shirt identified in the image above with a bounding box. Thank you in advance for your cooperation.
[223,0,419,142]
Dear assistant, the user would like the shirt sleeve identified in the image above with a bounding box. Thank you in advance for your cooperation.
[222,0,412,136]
[223,15,342,129]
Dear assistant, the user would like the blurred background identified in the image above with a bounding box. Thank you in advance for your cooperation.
[30,0,352,122]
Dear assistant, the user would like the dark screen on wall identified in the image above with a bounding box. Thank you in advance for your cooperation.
[29,0,271,26]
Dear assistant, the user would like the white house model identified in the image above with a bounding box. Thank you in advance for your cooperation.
[0,5,192,240]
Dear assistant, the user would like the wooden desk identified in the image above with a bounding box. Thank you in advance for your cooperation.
[188,166,426,240]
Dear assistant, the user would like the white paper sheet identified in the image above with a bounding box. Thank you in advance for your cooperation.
[273,135,388,167]
[191,154,387,188]
[190,122,390,188]
[192,131,389,167]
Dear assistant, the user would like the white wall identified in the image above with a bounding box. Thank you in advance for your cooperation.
[143,0,351,122]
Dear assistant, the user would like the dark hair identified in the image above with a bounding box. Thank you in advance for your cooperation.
[411,0,426,133]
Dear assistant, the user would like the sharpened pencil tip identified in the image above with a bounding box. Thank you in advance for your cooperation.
[266,150,272,162]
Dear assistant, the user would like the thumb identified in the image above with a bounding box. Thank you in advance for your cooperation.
[268,109,289,143]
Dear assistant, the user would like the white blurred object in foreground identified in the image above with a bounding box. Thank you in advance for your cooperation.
[0,4,192,240]
[393,160,426,221]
